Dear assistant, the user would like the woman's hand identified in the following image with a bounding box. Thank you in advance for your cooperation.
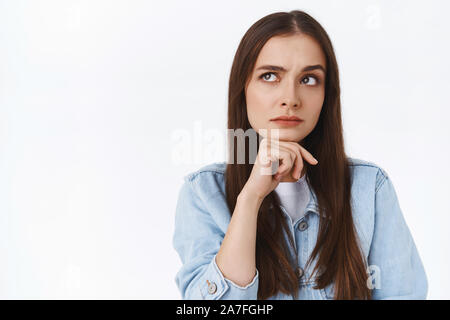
[240,137,318,201]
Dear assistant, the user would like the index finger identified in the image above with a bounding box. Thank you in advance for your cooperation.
[296,144,318,165]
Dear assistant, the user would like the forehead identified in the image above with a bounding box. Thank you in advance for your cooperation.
[254,34,326,70]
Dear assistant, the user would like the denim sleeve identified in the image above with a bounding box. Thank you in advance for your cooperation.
[172,178,259,300]
[368,169,428,299]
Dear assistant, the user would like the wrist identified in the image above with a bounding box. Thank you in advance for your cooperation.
[238,188,264,207]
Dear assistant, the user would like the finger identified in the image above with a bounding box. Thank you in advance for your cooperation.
[275,149,294,177]
[257,139,273,166]
[265,138,281,160]
[268,140,300,179]
[258,154,278,176]
[257,144,279,175]
[282,142,303,179]
[268,139,309,177]
[297,144,319,165]
[257,151,271,167]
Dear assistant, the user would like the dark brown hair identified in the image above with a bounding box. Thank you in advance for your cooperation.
[225,10,371,300]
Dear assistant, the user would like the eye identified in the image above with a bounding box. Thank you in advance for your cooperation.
[259,72,278,82]
[301,75,320,86]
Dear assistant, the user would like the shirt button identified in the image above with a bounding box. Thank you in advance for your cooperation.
[297,267,304,279]
[207,280,217,294]
[298,221,308,231]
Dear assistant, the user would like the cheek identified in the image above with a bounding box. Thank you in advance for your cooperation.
[303,89,324,113]
[246,82,268,105]
[246,103,263,129]
[246,85,271,122]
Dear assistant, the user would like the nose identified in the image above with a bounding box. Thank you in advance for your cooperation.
[280,81,300,109]
[281,101,299,108]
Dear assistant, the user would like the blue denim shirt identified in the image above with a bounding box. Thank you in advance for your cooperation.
[172,157,428,300]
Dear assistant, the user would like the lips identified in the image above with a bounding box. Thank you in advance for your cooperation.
[270,115,303,121]
[270,116,303,127]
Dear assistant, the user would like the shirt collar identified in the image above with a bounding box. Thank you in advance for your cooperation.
[270,180,326,219]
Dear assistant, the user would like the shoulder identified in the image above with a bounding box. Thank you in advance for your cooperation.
[346,157,396,255]
[347,156,389,193]
[181,157,390,196]
[183,161,227,182]
[183,158,390,189]
[181,161,228,203]
[178,162,230,232]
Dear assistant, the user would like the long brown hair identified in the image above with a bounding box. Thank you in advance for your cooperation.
[224,10,371,300]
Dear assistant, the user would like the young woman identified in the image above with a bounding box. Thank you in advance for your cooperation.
[172,10,428,300]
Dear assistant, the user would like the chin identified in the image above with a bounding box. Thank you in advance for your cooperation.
[256,128,302,142]
[279,136,302,143]
[277,131,303,142]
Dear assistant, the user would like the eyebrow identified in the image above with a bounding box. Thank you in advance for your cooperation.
[255,64,326,73]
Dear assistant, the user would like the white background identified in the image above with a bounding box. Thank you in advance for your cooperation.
[1,0,449,299]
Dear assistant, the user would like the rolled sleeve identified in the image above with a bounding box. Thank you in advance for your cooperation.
[197,253,259,299]
[173,178,259,300]
[368,169,428,300]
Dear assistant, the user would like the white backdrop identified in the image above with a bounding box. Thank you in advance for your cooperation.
[1,0,449,299]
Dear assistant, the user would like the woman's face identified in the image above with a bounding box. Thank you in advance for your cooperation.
[245,33,327,143]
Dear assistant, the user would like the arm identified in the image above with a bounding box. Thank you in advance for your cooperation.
[368,168,428,299]
[215,189,262,288]
[172,177,261,300]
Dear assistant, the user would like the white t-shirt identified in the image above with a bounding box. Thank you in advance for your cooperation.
[273,174,310,224]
